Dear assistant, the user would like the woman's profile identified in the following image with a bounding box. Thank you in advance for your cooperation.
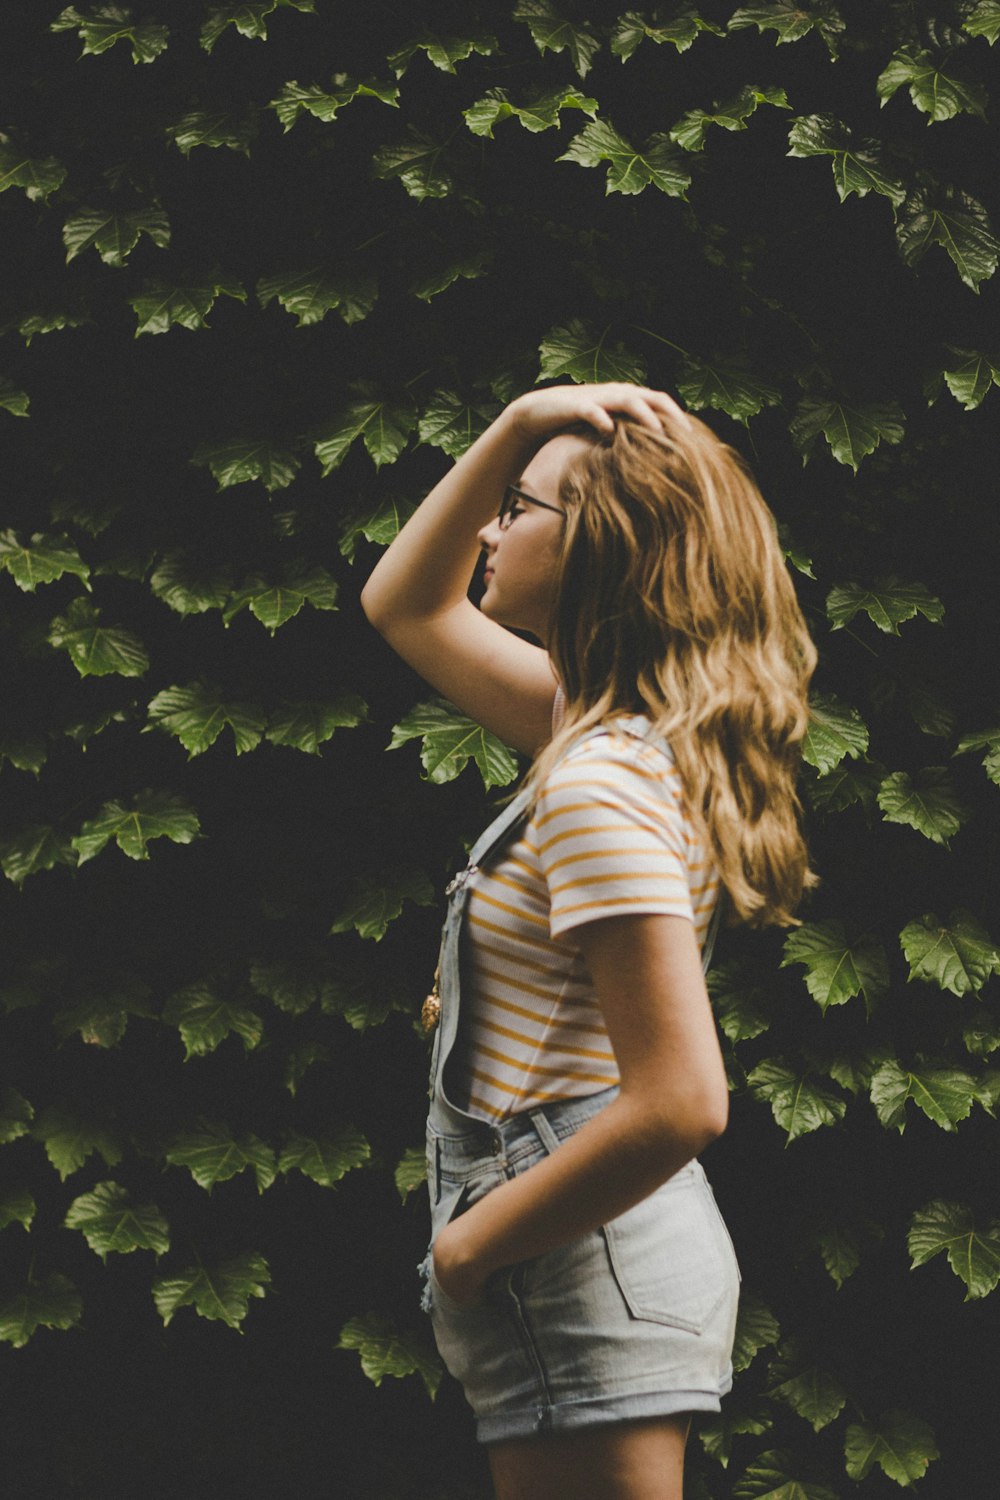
[361,382,816,1500]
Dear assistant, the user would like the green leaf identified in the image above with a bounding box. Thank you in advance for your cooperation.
[53,976,153,1048]
[699,1401,772,1468]
[0,1272,82,1347]
[50,5,169,63]
[0,1088,34,1145]
[410,251,492,302]
[278,1126,371,1187]
[826,578,943,635]
[31,1106,122,1180]
[166,1121,277,1193]
[802,694,869,774]
[869,1059,978,1132]
[0,137,67,201]
[0,825,76,885]
[337,1313,443,1398]
[223,561,338,633]
[729,2,846,57]
[417,390,503,460]
[73,790,200,864]
[270,74,399,129]
[908,1200,1000,1300]
[249,955,340,1014]
[782,920,888,1013]
[48,597,147,677]
[897,185,999,292]
[877,47,987,122]
[149,552,232,614]
[63,205,170,267]
[146,682,266,757]
[877,768,969,846]
[388,699,519,788]
[0,376,29,416]
[162,981,263,1059]
[0,531,90,590]
[732,1292,781,1372]
[282,1042,331,1095]
[539,320,647,384]
[766,1340,847,1431]
[464,85,597,137]
[200,0,315,53]
[388,30,497,77]
[191,437,300,492]
[129,274,246,335]
[935,347,1000,409]
[900,910,999,995]
[954,725,1000,787]
[0,1188,35,1232]
[513,0,601,76]
[330,869,435,942]
[732,1448,840,1500]
[64,1181,170,1260]
[707,962,771,1043]
[371,128,461,201]
[747,1059,848,1141]
[965,1,1000,43]
[339,496,417,563]
[394,1145,427,1201]
[264,695,367,754]
[963,1014,1000,1058]
[611,8,723,60]
[10,307,91,343]
[153,1252,271,1329]
[314,387,417,473]
[166,110,257,156]
[844,1409,939,1486]
[786,113,906,206]
[806,758,887,816]
[0,732,48,775]
[257,268,377,327]
[672,83,789,152]
[790,394,905,470]
[559,121,691,198]
[814,1223,863,1288]
[676,353,781,423]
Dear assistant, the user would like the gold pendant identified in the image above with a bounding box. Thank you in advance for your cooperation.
[422,966,441,1033]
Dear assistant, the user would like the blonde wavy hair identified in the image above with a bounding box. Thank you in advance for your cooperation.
[522,413,818,929]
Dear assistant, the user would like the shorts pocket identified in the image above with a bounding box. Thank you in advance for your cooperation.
[602,1166,733,1334]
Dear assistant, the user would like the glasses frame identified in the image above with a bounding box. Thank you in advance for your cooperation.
[498,484,566,530]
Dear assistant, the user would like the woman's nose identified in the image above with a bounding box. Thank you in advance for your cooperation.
[477,516,502,548]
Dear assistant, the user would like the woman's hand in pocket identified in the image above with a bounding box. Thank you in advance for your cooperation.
[432,1218,491,1307]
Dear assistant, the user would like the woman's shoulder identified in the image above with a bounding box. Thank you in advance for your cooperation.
[549,715,680,789]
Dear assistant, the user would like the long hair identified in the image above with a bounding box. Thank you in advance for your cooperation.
[523,413,818,928]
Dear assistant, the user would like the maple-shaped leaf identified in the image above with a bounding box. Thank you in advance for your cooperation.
[153,1251,271,1329]
[877,47,987,122]
[790,394,904,469]
[265,695,368,754]
[64,1181,170,1260]
[165,110,257,157]
[786,113,906,206]
[611,7,723,60]
[148,552,232,614]
[200,0,315,52]
[339,497,418,566]
[0,731,48,774]
[699,1401,772,1468]
[278,1126,371,1187]
[813,1222,863,1288]
[258,268,377,327]
[869,1059,978,1132]
[676,353,781,424]
[963,1014,1000,1058]
[48,597,148,677]
[10,307,91,343]
[388,698,519,788]
[671,83,789,152]
[809,1040,893,1096]
[330,869,435,942]
[826,578,943,634]
[130,274,246,336]
[0,137,67,201]
[0,824,75,886]
[908,1200,1000,1300]
[782,920,888,1014]
[283,1042,331,1096]
[314,387,417,472]
[965,1,1000,43]
[0,1272,82,1347]
[50,5,169,62]
[805,758,884,816]
[747,1058,848,1142]
[0,376,29,416]
[249,954,340,1014]
[844,1409,939,1486]
[162,981,263,1059]
[73,790,199,863]
[166,1121,277,1193]
[560,121,691,198]
[0,1088,33,1145]
[146,682,266,757]
[223,561,338,633]
[766,1340,846,1431]
[954,725,1000,787]
[0,1188,35,1232]
[707,961,771,1042]
[732,1449,840,1500]
[0,530,89,591]
[337,1313,443,1398]
[513,0,601,76]
[802,694,869,774]
[539,320,647,384]
[729,2,846,57]
[270,74,398,129]
[417,390,503,459]
[30,1105,122,1179]
[388,30,497,76]
[191,437,300,492]
[63,206,170,267]
[934,347,1000,410]
[897,185,998,292]
[394,1145,427,1202]
[900,910,999,995]
[410,250,492,303]
[465,85,597,137]
[731,1291,781,1373]
[371,128,462,201]
[53,975,154,1048]
[877,768,969,846]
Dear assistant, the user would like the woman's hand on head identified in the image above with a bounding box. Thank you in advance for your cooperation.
[507,383,690,443]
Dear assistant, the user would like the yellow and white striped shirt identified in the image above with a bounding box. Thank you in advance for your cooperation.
[454,716,720,1121]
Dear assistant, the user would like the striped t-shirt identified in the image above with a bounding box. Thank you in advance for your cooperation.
[453,712,721,1121]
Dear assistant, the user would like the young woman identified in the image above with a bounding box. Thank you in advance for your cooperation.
[361,383,816,1500]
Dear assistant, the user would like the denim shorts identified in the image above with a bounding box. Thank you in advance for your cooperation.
[419,1086,740,1446]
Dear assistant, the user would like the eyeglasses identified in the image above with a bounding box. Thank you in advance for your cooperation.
[498,484,566,530]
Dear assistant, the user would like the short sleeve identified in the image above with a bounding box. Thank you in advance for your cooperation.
[532,734,696,939]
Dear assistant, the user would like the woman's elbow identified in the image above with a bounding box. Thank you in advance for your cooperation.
[655,1079,730,1160]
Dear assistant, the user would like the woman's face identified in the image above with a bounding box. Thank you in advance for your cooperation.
[477,433,592,644]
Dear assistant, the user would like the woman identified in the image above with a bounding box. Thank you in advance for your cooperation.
[360,382,816,1499]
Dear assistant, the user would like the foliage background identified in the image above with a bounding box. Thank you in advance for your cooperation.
[1,1,998,1495]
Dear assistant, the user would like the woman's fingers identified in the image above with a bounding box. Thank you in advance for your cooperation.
[511,382,692,440]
